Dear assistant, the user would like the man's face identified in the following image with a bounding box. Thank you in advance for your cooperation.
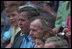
[7,11,18,25]
[18,12,30,32]
[30,19,43,39]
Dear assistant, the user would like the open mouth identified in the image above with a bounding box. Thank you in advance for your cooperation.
[10,20,15,23]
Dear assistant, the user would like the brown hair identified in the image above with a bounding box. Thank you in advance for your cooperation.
[42,28,55,40]
[6,3,20,13]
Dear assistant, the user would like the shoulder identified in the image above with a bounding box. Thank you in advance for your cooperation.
[14,31,21,38]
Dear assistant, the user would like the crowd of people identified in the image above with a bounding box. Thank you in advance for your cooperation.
[1,1,71,48]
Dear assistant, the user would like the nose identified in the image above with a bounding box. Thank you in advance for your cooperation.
[10,16,14,20]
[29,30,33,36]
[18,21,22,26]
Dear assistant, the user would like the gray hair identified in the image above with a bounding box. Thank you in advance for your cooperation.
[45,36,68,48]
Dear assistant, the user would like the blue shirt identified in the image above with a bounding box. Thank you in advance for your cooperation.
[2,27,12,41]
[20,35,35,48]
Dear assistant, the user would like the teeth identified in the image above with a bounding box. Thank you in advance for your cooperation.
[58,32,65,35]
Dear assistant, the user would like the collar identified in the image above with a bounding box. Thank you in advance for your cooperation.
[25,35,32,41]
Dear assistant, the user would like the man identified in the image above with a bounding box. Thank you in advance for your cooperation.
[12,4,40,48]
[3,4,21,48]
[13,12,35,48]
[1,1,20,40]
[30,16,55,40]
[29,17,68,48]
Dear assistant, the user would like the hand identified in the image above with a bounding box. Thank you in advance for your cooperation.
[52,27,59,34]
[63,28,69,33]
[5,43,12,48]
[63,28,71,38]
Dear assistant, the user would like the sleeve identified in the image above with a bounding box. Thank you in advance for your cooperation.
[55,1,69,28]
[2,28,12,41]
[55,3,63,28]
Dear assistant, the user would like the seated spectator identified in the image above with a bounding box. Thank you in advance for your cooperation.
[4,4,21,48]
[1,2,21,46]
[12,3,40,48]
[30,16,68,48]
